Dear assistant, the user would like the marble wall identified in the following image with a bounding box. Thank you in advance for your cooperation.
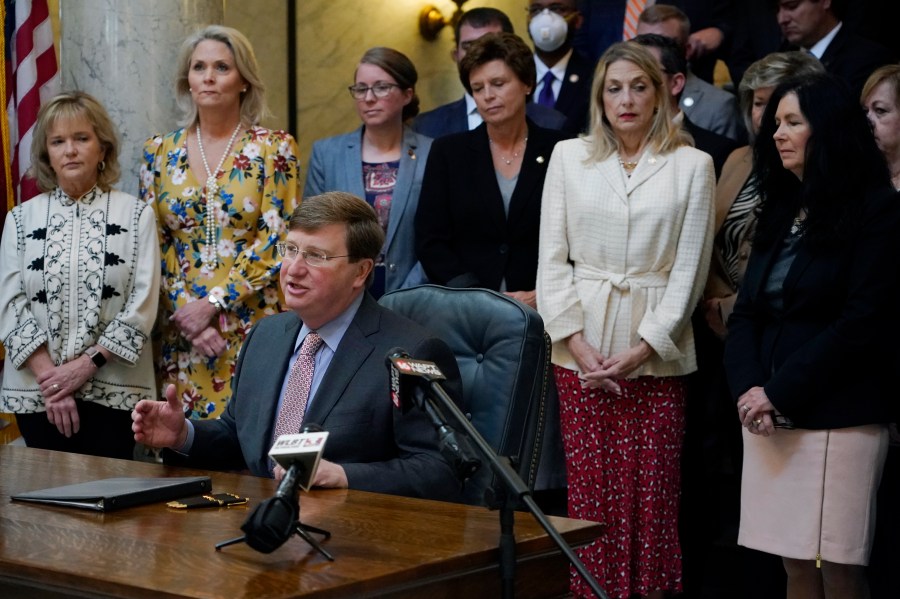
[58,0,224,196]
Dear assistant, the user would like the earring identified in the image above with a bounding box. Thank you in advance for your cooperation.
[98,161,106,172]
[242,87,247,93]
[189,87,193,92]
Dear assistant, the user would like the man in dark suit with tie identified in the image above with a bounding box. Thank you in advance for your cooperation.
[775,0,895,95]
[412,7,566,139]
[132,192,462,501]
[526,0,594,136]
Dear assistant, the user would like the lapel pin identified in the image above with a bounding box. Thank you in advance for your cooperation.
[408,148,416,160]
[648,157,657,165]
[683,97,695,107]
[569,73,579,84]
[536,156,545,164]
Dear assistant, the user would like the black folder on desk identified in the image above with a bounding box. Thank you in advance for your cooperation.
[11,476,211,511]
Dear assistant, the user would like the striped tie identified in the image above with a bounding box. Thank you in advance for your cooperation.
[623,0,648,41]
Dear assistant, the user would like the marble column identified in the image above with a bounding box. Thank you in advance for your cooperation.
[59,0,224,196]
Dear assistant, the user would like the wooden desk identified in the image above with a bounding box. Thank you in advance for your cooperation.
[0,446,600,598]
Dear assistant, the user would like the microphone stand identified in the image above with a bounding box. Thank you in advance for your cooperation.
[411,382,609,599]
[215,501,334,560]
[215,473,334,560]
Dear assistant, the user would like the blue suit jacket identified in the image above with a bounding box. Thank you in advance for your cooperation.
[575,0,734,82]
[304,126,431,292]
[178,293,463,501]
[412,97,567,140]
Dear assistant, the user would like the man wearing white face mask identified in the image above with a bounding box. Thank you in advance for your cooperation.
[526,0,593,136]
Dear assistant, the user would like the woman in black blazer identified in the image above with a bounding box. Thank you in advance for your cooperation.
[415,32,566,308]
[723,73,900,599]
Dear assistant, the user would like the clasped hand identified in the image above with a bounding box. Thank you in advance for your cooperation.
[36,356,94,437]
[567,333,654,395]
[170,299,226,358]
[736,386,776,436]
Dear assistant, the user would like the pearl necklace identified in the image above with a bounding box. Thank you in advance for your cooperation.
[196,122,243,268]
[489,136,528,166]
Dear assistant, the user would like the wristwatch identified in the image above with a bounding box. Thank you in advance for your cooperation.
[84,346,107,368]
[208,294,225,313]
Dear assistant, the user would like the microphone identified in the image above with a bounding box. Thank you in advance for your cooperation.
[269,423,329,493]
[385,348,481,482]
[235,424,329,554]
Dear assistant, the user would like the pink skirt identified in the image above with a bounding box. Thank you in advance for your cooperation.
[739,424,888,565]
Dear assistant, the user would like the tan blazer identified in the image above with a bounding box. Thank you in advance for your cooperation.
[705,146,753,325]
[537,138,715,378]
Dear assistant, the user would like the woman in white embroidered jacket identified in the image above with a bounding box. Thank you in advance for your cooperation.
[536,42,714,599]
[0,91,159,459]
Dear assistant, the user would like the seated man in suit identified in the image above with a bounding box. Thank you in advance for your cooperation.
[637,4,746,142]
[132,192,462,502]
[413,7,566,139]
[633,33,739,179]
[526,0,593,136]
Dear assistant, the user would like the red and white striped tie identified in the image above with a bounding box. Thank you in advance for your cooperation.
[623,0,649,41]
[272,332,323,443]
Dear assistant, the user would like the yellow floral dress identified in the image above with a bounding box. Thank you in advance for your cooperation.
[139,126,299,418]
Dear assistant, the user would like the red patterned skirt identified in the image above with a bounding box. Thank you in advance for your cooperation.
[555,365,686,599]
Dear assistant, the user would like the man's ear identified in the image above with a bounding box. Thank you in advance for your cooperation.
[670,72,686,98]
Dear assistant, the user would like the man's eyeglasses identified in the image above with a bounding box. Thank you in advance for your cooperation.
[347,83,400,100]
[526,3,577,18]
[276,242,350,267]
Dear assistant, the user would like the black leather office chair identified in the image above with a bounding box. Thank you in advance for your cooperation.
[380,285,551,506]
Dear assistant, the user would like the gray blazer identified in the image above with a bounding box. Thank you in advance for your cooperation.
[304,126,431,292]
[680,72,745,143]
[180,293,463,501]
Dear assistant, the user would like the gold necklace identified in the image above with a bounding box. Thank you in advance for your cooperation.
[489,136,528,165]
[618,149,642,175]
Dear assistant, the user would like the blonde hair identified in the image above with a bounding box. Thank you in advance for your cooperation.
[586,41,690,163]
[861,64,900,108]
[30,91,120,192]
[738,51,824,140]
[175,25,269,128]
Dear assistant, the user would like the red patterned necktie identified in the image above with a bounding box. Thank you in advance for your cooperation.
[623,0,648,40]
[272,332,323,443]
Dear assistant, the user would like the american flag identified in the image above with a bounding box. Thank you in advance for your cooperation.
[3,0,59,210]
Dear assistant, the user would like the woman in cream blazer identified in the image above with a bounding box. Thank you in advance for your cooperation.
[537,42,713,599]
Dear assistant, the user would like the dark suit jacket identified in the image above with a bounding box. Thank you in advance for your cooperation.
[412,97,567,140]
[724,186,900,429]
[815,25,896,96]
[175,293,463,501]
[684,115,739,180]
[542,50,594,137]
[575,0,734,82]
[415,120,566,291]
